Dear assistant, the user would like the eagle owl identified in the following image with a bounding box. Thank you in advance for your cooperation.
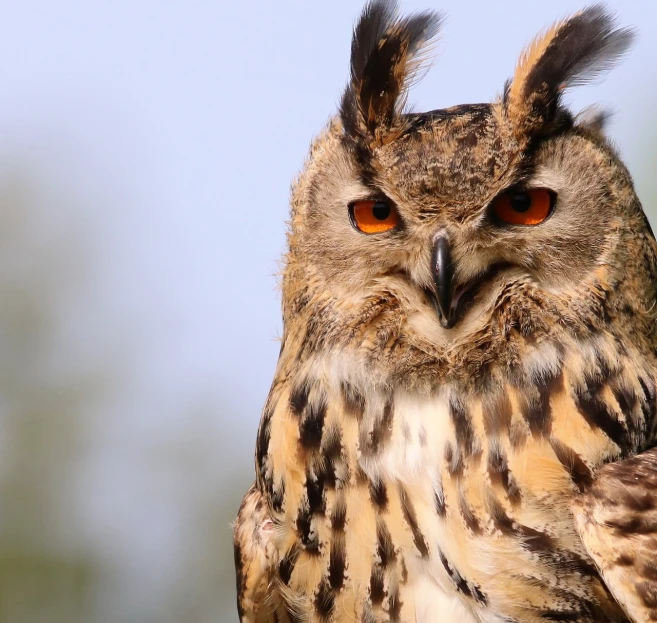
[234,2,657,622]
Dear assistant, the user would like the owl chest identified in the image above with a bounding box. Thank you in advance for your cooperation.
[355,393,494,622]
[339,388,620,623]
[269,340,652,622]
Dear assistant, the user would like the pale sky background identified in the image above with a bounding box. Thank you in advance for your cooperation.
[0,1,653,621]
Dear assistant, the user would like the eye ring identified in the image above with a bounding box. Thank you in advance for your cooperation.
[348,198,401,234]
[490,188,556,226]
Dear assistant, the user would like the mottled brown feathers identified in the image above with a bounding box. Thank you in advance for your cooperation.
[505,5,635,138]
[340,0,442,145]
[235,2,657,622]
[574,448,657,623]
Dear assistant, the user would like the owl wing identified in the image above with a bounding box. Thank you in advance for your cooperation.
[572,447,657,623]
[233,483,281,623]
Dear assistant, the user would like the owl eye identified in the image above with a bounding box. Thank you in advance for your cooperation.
[349,199,400,234]
[491,188,554,226]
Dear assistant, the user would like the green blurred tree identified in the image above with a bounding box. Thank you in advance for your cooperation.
[0,170,101,623]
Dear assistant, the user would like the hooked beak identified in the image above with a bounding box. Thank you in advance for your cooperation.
[431,234,455,328]
[429,234,509,329]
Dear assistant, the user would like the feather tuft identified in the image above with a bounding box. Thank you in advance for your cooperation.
[340,0,443,144]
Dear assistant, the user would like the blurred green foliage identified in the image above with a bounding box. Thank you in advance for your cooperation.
[0,171,247,622]
[0,173,98,622]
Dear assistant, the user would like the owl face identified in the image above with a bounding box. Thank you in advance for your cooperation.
[284,2,652,370]
[294,108,630,332]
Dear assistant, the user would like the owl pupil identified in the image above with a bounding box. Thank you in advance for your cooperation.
[510,192,532,212]
[372,202,390,220]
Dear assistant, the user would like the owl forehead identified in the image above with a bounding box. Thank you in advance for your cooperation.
[371,105,522,221]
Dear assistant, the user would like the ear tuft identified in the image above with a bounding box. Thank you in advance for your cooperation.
[340,0,443,145]
[575,105,612,135]
[504,5,634,137]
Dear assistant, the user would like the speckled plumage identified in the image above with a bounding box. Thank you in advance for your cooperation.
[234,3,657,622]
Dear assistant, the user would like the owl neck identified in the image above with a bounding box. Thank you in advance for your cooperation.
[256,324,657,523]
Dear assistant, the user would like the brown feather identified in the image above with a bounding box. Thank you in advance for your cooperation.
[574,448,657,623]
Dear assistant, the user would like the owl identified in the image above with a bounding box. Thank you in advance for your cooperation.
[233,2,657,622]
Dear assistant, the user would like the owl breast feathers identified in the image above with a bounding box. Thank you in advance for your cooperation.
[234,2,657,622]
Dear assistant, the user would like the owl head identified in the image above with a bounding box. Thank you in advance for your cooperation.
[281,1,656,388]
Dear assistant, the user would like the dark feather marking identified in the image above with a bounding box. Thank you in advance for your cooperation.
[488,496,598,576]
[332,496,347,532]
[639,375,656,431]
[605,512,657,535]
[306,471,326,515]
[502,78,511,106]
[369,478,389,509]
[438,550,487,605]
[611,381,638,422]
[434,477,446,516]
[549,438,593,491]
[319,425,344,488]
[399,484,429,558]
[271,479,285,513]
[296,508,313,549]
[450,394,475,456]
[615,553,635,567]
[637,582,657,608]
[369,399,394,453]
[574,370,630,453]
[471,584,487,607]
[641,561,657,582]
[329,534,346,591]
[459,493,482,534]
[376,517,396,568]
[445,441,464,476]
[488,441,521,503]
[506,474,522,504]
[290,385,309,417]
[516,365,563,436]
[538,611,589,622]
[279,544,301,585]
[234,539,246,620]
[329,493,347,590]
[370,563,386,605]
[300,396,327,450]
[314,578,335,621]
[506,519,553,554]
[620,393,650,450]
[256,402,273,477]
[388,584,402,621]
[297,499,321,555]
[256,410,276,512]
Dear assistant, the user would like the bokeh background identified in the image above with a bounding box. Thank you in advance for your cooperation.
[0,1,654,621]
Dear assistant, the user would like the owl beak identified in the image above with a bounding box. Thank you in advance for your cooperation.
[431,234,455,328]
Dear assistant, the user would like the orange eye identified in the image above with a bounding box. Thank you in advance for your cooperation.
[349,200,400,234]
[491,188,554,226]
